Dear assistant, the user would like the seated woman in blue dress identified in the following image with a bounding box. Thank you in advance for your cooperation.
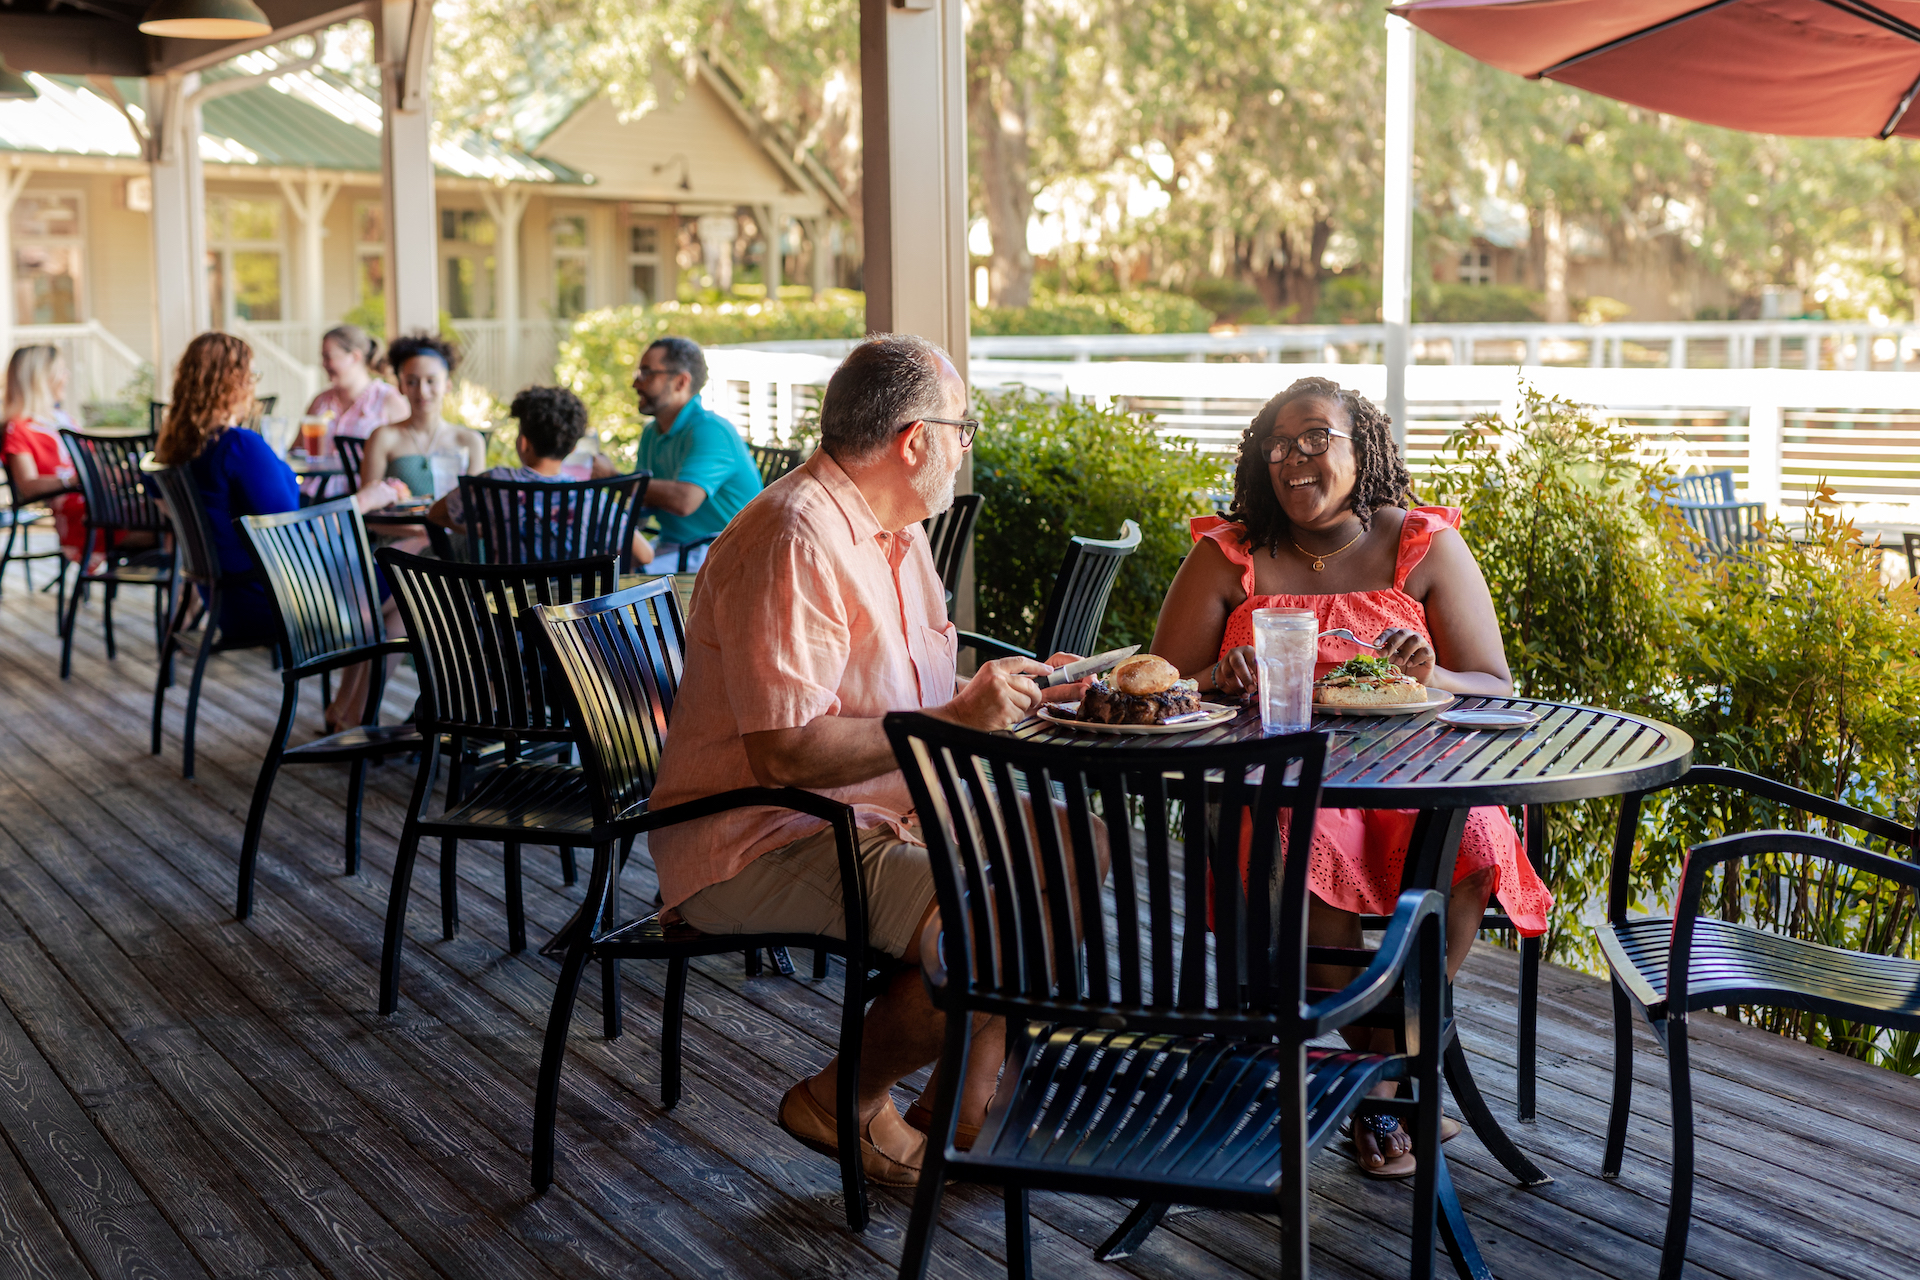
[152,332,406,729]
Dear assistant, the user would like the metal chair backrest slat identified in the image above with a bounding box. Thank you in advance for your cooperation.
[238,497,387,669]
[139,455,223,587]
[749,444,802,486]
[1672,469,1736,505]
[334,435,367,489]
[1033,519,1140,657]
[923,492,982,597]
[379,548,617,740]
[532,578,687,820]
[61,430,165,536]
[884,714,1326,1029]
[1905,530,1918,583]
[461,472,650,568]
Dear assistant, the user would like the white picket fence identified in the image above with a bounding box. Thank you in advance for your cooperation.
[702,349,1920,519]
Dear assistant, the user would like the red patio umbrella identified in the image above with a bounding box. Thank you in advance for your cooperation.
[1395,0,1920,139]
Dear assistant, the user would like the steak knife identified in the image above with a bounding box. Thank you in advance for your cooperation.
[1040,645,1142,689]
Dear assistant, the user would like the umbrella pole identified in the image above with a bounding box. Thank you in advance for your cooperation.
[1383,13,1416,457]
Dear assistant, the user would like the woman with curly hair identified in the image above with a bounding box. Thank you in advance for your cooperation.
[1150,375,1549,1179]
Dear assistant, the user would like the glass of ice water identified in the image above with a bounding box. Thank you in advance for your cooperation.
[1253,607,1318,735]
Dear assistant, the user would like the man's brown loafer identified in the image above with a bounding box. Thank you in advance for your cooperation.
[777,1081,925,1188]
[904,1100,980,1151]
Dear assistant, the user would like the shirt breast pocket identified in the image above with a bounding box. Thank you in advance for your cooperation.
[915,622,959,708]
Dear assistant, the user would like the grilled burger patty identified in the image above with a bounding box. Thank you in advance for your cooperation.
[1077,684,1203,725]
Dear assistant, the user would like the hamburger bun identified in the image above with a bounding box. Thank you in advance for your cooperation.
[1111,654,1180,696]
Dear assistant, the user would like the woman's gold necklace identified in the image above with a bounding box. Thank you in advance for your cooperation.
[1291,526,1366,572]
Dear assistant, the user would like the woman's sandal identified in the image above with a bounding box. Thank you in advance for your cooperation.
[1343,1111,1461,1180]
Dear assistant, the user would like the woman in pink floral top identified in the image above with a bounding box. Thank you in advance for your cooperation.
[301,325,408,482]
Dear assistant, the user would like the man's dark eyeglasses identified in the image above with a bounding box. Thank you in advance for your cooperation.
[896,416,981,449]
[1264,427,1351,463]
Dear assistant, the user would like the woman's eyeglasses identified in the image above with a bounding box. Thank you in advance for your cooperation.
[897,416,981,449]
[1264,427,1350,463]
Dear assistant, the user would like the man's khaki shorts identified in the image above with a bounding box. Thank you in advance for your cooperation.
[675,821,936,959]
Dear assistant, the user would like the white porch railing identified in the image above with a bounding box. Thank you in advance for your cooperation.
[702,349,1920,519]
[17,321,149,411]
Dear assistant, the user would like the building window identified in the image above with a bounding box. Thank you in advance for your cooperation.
[354,201,386,314]
[627,222,661,307]
[207,195,284,324]
[12,192,84,324]
[553,211,589,318]
[441,208,496,319]
[1457,249,1493,286]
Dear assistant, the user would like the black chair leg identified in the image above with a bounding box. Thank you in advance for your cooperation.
[1602,977,1637,1178]
[745,947,762,977]
[101,578,116,659]
[811,949,829,980]
[1004,1188,1033,1280]
[236,684,299,918]
[559,844,576,886]
[1093,1202,1170,1262]
[379,826,426,1016]
[150,602,186,756]
[836,947,869,1233]
[343,758,369,876]
[1517,932,1541,1122]
[180,628,218,780]
[58,572,85,678]
[440,837,460,939]
[1443,1034,1551,1186]
[1659,1012,1695,1280]
[661,956,689,1108]
[321,669,331,711]
[601,952,621,1040]
[504,842,526,953]
[531,936,593,1192]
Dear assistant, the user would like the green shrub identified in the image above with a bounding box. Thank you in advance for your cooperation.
[970,389,1225,653]
[970,289,1214,337]
[1315,276,1381,324]
[83,363,155,429]
[1414,283,1544,323]
[1184,277,1262,322]
[1426,385,1687,967]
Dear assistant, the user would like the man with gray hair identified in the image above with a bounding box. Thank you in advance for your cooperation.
[630,335,763,571]
[646,333,1086,1187]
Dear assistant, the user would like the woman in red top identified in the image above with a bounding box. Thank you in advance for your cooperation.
[2,344,87,561]
[1152,376,1550,1178]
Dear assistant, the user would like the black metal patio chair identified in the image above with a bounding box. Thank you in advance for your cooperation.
[961,518,1140,661]
[232,498,423,918]
[749,443,802,485]
[881,712,1454,1280]
[58,429,172,679]
[528,578,889,1233]
[373,548,619,1014]
[0,458,70,613]
[1599,765,1920,1280]
[332,434,368,504]
[1904,530,1917,583]
[923,492,981,599]
[461,472,650,570]
[141,455,274,779]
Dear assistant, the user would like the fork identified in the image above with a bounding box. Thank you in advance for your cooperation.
[1319,627,1383,650]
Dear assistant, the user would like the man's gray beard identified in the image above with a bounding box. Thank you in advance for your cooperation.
[912,425,957,517]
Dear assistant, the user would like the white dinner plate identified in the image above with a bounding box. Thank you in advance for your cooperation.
[1036,701,1239,735]
[1435,707,1542,729]
[1312,688,1456,717]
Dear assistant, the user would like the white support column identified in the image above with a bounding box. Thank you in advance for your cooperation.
[1381,15,1415,454]
[375,0,438,338]
[146,71,208,398]
[0,165,33,379]
[1747,399,1783,513]
[860,0,968,367]
[756,205,783,300]
[807,218,831,297]
[482,187,528,385]
[280,169,341,352]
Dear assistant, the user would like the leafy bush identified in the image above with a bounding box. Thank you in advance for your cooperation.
[1426,386,1687,966]
[1184,277,1262,322]
[83,363,156,429]
[970,390,1225,653]
[970,290,1215,337]
[1315,276,1381,324]
[1415,283,1544,323]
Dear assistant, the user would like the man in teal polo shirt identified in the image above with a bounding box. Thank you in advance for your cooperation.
[631,336,763,571]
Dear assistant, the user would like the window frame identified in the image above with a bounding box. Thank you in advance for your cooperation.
[11,187,88,325]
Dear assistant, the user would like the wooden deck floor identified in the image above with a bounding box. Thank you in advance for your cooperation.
[0,575,1918,1280]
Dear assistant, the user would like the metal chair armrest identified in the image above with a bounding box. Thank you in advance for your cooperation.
[282,636,413,679]
[958,630,1036,662]
[1304,889,1446,1034]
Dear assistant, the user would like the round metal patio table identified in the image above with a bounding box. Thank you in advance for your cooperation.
[1011,693,1693,1250]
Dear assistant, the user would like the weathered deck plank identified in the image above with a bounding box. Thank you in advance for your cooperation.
[3,581,1920,1278]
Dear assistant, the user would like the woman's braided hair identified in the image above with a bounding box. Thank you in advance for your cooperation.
[1225,376,1410,556]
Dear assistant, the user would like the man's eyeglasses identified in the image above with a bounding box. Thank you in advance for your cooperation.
[1264,427,1351,463]
[635,365,673,382]
[897,416,981,449]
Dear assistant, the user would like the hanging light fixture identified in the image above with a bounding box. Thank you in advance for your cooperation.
[0,59,37,101]
[138,0,272,39]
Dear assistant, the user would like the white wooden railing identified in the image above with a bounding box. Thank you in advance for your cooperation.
[702,348,1920,519]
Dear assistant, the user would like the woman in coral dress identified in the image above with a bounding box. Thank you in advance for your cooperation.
[1151,375,1551,1179]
